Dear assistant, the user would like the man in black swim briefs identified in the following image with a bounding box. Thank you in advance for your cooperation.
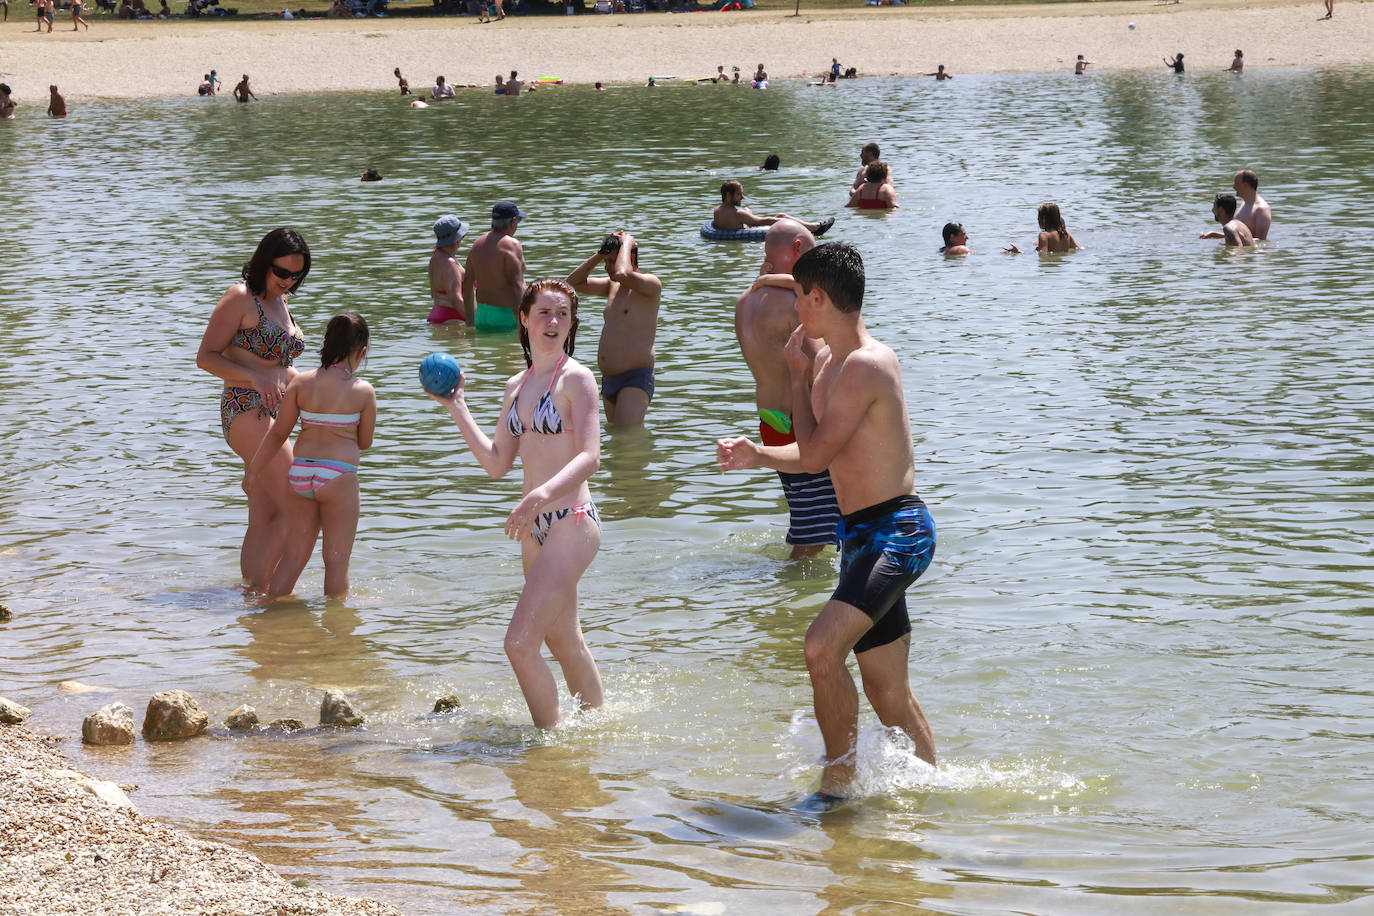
[785,242,937,810]
[566,231,662,427]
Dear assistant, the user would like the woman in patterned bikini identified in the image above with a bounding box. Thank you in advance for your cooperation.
[196,228,310,592]
[428,278,605,729]
[247,313,375,599]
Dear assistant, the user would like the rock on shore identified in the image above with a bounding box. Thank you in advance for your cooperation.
[0,723,401,916]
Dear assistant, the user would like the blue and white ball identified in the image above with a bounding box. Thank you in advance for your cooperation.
[419,352,462,396]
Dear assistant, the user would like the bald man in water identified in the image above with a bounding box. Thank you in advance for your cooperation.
[716,219,840,558]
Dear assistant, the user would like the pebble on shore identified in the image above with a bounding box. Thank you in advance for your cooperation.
[0,723,400,916]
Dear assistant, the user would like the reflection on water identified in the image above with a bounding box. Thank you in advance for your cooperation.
[2,66,1373,914]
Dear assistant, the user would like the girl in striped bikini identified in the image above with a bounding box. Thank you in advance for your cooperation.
[248,313,376,599]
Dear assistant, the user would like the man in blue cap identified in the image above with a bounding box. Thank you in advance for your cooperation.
[463,201,527,332]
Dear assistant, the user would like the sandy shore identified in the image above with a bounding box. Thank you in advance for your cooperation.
[0,722,401,916]
[0,0,1370,102]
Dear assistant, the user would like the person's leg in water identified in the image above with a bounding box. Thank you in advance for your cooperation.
[804,599,880,797]
[605,386,650,427]
[229,412,292,591]
[267,491,321,599]
[856,632,934,763]
[317,472,360,598]
[507,511,603,727]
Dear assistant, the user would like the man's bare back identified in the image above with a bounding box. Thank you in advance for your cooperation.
[463,230,525,312]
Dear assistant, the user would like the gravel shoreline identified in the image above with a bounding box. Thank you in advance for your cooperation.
[0,723,401,916]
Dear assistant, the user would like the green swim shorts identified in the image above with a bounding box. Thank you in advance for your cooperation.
[475,302,518,332]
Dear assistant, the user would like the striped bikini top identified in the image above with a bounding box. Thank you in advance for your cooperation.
[300,410,361,428]
[506,353,568,438]
[233,295,305,367]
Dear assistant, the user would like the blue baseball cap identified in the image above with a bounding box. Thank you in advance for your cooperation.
[492,200,527,221]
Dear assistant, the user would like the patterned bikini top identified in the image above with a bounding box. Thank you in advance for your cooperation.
[233,295,305,367]
[506,353,569,438]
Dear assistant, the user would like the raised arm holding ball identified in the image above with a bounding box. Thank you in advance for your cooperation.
[428,278,605,729]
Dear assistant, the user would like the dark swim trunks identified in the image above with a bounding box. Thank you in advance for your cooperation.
[601,366,655,403]
[831,494,936,653]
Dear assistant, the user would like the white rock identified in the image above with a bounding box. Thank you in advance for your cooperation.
[44,768,136,809]
[82,703,135,746]
[0,696,32,724]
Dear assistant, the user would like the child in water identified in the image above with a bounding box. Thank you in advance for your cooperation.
[248,313,376,599]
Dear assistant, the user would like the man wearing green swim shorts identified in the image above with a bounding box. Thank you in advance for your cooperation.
[463,200,527,332]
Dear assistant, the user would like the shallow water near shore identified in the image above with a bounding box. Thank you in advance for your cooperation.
[2,67,1373,914]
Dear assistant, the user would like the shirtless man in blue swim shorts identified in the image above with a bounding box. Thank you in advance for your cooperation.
[774,242,937,810]
[717,219,840,559]
[566,231,662,427]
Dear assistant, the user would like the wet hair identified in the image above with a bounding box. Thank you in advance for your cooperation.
[598,233,639,267]
[1214,193,1238,219]
[1234,49,1243,57]
[762,153,780,171]
[1037,202,1067,234]
[0,84,10,96]
[361,168,382,182]
[510,70,518,79]
[1176,53,1184,60]
[721,179,744,201]
[242,227,311,296]
[518,278,580,367]
[792,242,865,314]
[318,312,369,368]
[1236,168,1259,190]
[864,160,889,184]
[941,222,964,246]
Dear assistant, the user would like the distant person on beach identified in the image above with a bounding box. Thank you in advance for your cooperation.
[360,168,382,181]
[506,71,523,96]
[566,231,663,427]
[939,222,970,256]
[233,74,258,102]
[847,161,898,210]
[198,74,214,96]
[394,67,410,94]
[196,228,310,592]
[760,153,780,171]
[594,81,604,91]
[925,65,952,80]
[209,70,221,93]
[46,85,65,117]
[495,74,506,94]
[1206,193,1255,247]
[428,278,606,730]
[463,200,527,332]
[713,65,728,83]
[852,142,893,191]
[1225,50,1244,73]
[247,313,376,599]
[1165,53,1185,73]
[830,57,842,79]
[37,0,54,32]
[1201,172,1269,241]
[0,84,15,119]
[1075,55,1093,74]
[754,63,768,82]
[776,242,938,809]
[70,0,88,29]
[1320,0,1332,19]
[716,219,840,559]
[431,75,455,100]
[712,180,835,237]
[1,1,7,22]
[428,214,470,326]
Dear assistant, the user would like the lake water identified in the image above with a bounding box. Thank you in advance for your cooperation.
[2,67,1372,915]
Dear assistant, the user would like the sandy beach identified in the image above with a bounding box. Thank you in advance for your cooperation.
[0,0,1370,102]
[0,722,400,916]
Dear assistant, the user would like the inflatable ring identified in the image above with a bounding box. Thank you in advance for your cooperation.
[537,77,563,84]
[700,221,768,241]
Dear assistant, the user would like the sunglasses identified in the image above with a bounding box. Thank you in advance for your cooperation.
[270,263,306,281]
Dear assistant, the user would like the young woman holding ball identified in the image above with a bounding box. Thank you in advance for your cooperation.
[429,278,605,729]
[248,313,376,599]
